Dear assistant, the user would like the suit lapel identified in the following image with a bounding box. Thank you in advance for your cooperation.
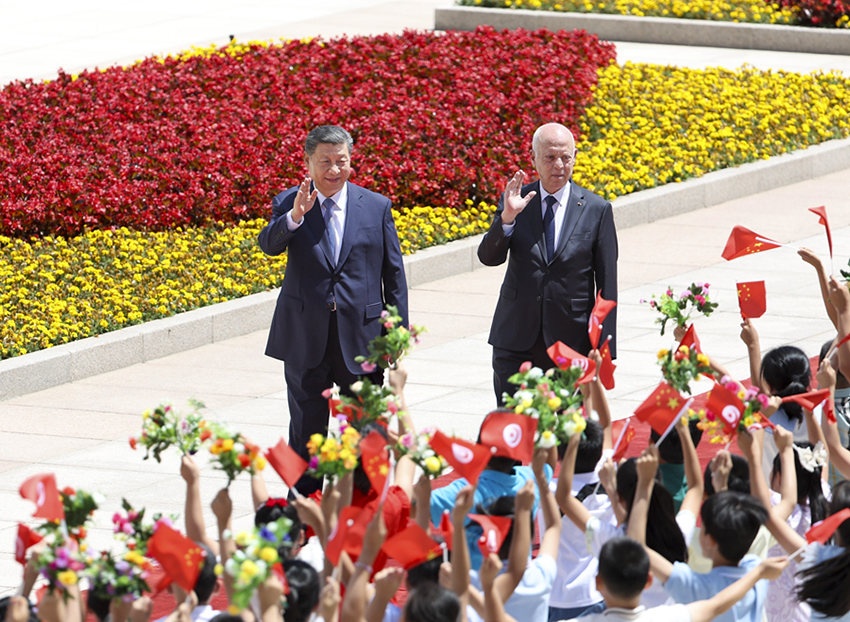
[552,183,586,262]
[305,193,334,268]
[335,182,360,270]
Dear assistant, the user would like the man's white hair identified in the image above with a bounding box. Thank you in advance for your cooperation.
[532,123,574,154]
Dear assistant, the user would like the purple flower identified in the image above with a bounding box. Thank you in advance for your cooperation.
[639,297,645,304]
[680,290,692,300]
[360,361,377,373]
[309,456,319,469]
[259,526,277,543]
[115,561,131,574]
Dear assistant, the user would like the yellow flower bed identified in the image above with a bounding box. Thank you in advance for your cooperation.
[4,63,850,360]
[462,0,814,25]
[0,205,496,359]
[573,63,850,200]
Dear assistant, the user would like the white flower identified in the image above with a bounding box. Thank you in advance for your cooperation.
[350,381,364,393]
[562,419,578,437]
[515,390,534,403]
[537,430,557,448]
[588,410,600,423]
[528,367,544,380]
[545,368,555,377]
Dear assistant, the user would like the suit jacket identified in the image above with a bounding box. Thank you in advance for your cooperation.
[478,180,618,357]
[258,181,409,374]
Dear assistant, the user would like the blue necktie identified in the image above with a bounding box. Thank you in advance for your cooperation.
[322,198,338,264]
[543,195,557,262]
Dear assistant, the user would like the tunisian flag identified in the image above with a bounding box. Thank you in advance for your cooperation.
[19,474,64,521]
[468,514,513,557]
[809,206,833,258]
[737,281,766,319]
[265,438,308,489]
[547,341,596,384]
[588,293,617,349]
[15,524,44,565]
[479,411,537,463]
[706,382,746,434]
[429,431,490,485]
[721,226,780,260]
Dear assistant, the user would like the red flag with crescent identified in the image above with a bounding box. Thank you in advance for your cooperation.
[429,431,490,485]
[547,341,596,385]
[588,293,616,349]
[19,473,64,521]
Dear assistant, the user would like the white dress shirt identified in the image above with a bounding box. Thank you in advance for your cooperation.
[502,181,571,250]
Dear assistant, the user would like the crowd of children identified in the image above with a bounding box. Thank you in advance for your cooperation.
[8,248,850,622]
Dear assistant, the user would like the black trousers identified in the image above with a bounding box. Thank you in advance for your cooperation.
[284,312,382,496]
[492,328,554,407]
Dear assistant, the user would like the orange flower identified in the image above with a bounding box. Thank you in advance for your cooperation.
[62,487,76,497]
[237,454,251,468]
[200,430,212,442]
[129,436,137,450]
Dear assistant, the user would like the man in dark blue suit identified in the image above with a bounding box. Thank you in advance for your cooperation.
[478,123,618,405]
[258,125,408,494]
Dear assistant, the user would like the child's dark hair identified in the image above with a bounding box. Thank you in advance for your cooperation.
[210,615,244,622]
[403,582,461,622]
[194,543,219,604]
[598,537,650,600]
[557,420,604,473]
[650,419,703,464]
[819,340,848,385]
[772,441,827,525]
[86,592,110,622]
[761,346,811,424]
[353,422,389,495]
[701,491,767,563]
[256,500,303,559]
[704,454,750,496]
[407,534,447,588]
[796,481,850,617]
[474,496,533,560]
[616,458,687,564]
[283,559,320,622]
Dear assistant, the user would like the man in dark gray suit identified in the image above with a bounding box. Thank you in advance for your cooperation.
[258,125,408,494]
[478,123,618,404]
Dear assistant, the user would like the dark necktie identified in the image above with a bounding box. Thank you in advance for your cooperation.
[322,198,338,264]
[544,195,557,262]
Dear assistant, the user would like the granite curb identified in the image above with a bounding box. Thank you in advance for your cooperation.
[3,135,849,400]
[435,6,850,55]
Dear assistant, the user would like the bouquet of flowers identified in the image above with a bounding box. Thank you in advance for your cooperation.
[38,487,102,541]
[208,424,267,485]
[86,549,151,603]
[697,376,773,444]
[225,517,295,613]
[325,378,400,431]
[397,427,450,478]
[502,362,587,448]
[130,399,211,462]
[111,499,172,555]
[33,535,89,597]
[657,344,715,395]
[642,282,718,335]
[355,305,425,371]
[306,420,361,483]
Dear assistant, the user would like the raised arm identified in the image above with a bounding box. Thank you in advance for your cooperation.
[452,485,475,622]
[532,447,562,561]
[555,432,593,531]
[678,416,704,518]
[627,446,674,584]
[688,557,788,622]
[493,480,533,605]
[480,554,519,622]
[181,455,218,554]
[827,276,850,381]
[799,247,837,328]
[819,356,850,478]
[740,319,767,393]
[588,349,613,450]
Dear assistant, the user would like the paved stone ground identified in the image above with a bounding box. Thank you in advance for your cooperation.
[1,0,849,597]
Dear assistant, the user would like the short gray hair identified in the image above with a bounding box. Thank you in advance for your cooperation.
[305,125,354,156]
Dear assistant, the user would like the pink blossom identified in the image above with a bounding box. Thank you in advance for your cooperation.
[649,300,656,308]
[519,361,532,373]
[704,283,711,288]
[706,411,716,421]
[381,310,390,320]
[757,393,770,408]
[538,382,549,392]
[639,298,645,304]
[724,381,739,392]
[309,456,319,469]
[360,361,377,373]
[745,387,759,401]
[400,433,415,448]
[680,290,692,300]
[387,400,398,414]
[322,388,334,399]
[666,289,673,296]
[383,321,394,329]
[695,281,704,288]
[556,356,567,365]
[122,523,135,535]
[694,295,706,305]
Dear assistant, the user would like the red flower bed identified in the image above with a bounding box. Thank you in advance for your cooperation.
[0,27,615,237]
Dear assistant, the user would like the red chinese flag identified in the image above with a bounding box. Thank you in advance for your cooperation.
[809,206,833,258]
[679,324,702,354]
[588,293,617,349]
[547,341,596,385]
[265,438,308,489]
[479,411,537,463]
[634,382,687,437]
[381,523,443,570]
[468,514,513,557]
[721,226,781,260]
[611,419,635,463]
[782,389,829,412]
[706,382,746,434]
[429,431,491,485]
[737,281,766,319]
[15,524,44,565]
[436,510,453,551]
[147,524,207,592]
[598,338,616,390]
[360,430,391,495]
[19,474,64,521]
[325,505,374,566]
[806,508,850,544]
